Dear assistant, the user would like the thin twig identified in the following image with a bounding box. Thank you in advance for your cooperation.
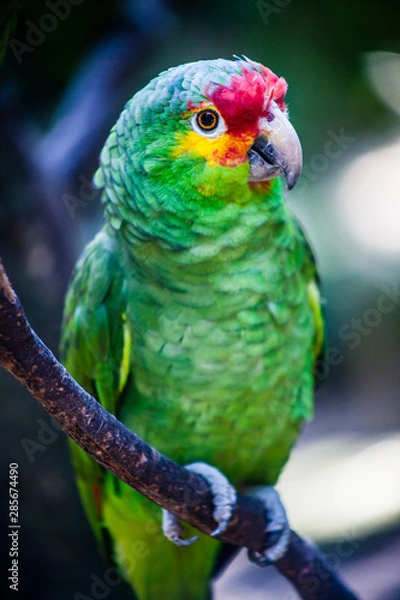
[0,258,360,600]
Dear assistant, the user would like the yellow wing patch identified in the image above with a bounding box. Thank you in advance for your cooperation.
[308,280,324,361]
[118,313,132,394]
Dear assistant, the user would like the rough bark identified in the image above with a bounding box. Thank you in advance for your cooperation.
[0,258,360,600]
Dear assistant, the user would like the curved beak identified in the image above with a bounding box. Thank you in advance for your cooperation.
[248,101,303,190]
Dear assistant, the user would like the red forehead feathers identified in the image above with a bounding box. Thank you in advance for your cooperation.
[207,65,287,135]
[259,65,287,109]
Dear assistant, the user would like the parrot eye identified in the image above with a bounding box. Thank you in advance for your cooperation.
[196,110,219,131]
[191,109,226,138]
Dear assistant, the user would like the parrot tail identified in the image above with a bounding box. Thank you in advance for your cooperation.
[102,480,222,600]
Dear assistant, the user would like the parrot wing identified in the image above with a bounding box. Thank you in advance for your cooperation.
[309,276,325,385]
[60,229,130,557]
[295,220,325,383]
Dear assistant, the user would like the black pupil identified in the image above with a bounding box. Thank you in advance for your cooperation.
[199,111,217,130]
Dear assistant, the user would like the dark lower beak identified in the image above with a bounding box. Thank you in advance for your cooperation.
[248,102,303,190]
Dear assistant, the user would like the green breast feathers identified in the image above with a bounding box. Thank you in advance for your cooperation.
[61,56,324,600]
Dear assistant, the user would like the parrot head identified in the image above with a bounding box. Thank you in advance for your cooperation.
[97,57,303,235]
[168,57,302,193]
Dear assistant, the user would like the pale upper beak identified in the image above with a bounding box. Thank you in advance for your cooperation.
[248,100,303,190]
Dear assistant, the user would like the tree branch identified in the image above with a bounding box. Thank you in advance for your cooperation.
[0,258,360,600]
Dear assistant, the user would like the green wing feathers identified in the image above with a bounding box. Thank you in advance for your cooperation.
[60,229,129,556]
[309,280,325,365]
[295,220,325,381]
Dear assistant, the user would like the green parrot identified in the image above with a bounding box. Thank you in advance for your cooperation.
[61,57,324,600]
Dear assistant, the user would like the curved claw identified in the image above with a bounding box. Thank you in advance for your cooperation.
[162,508,199,547]
[246,486,290,567]
[248,548,273,567]
[161,462,237,548]
[248,526,290,566]
[187,462,237,538]
[210,508,235,538]
[210,520,230,538]
[170,534,199,547]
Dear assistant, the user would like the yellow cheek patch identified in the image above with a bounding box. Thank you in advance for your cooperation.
[171,130,253,167]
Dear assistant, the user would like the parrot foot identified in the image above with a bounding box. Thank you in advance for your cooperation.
[162,462,237,546]
[247,486,290,566]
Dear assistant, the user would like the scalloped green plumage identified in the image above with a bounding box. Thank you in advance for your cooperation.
[61,57,324,600]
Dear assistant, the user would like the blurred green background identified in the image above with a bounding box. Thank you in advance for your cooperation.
[0,1,399,598]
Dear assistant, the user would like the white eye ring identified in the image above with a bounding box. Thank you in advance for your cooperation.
[190,109,227,138]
